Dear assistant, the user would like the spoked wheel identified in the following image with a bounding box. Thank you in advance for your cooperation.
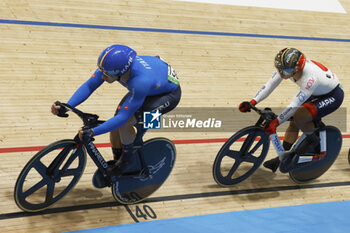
[213,126,270,186]
[14,139,86,212]
[289,126,342,183]
[112,138,176,204]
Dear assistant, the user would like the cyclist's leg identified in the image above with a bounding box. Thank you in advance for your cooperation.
[291,105,319,153]
[264,120,298,172]
[110,93,133,160]
[264,103,314,172]
[110,130,122,160]
[111,107,138,170]
[139,85,181,115]
[110,117,137,162]
[284,120,299,149]
[294,84,344,152]
[293,106,315,135]
[118,86,180,149]
[111,85,182,151]
[298,85,344,152]
[273,106,315,173]
[93,92,138,187]
[118,116,137,145]
[116,86,181,170]
[280,85,344,173]
[309,85,344,121]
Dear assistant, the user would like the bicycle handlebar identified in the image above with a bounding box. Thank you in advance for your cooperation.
[55,101,105,128]
[248,102,278,124]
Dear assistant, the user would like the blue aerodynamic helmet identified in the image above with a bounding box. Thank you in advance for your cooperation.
[97,44,137,77]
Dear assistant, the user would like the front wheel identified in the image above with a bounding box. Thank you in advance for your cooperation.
[213,126,270,186]
[112,137,176,204]
[14,139,87,212]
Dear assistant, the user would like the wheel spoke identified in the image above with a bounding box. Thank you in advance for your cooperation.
[249,138,265,154]
[45,181,55,204]
[226,159,242,178]
[33,160,49,178]
[23,179,47,197]
[61,168,81,177]
[243,153,258,164]
[225,150,241,160]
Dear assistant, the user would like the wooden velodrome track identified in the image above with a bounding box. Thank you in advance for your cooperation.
[1,0,350,232]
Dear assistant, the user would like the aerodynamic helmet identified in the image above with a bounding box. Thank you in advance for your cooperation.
[97,44,137,77]
[274,48,306,76]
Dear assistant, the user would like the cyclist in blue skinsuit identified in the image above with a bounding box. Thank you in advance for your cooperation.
[51,44,181,187]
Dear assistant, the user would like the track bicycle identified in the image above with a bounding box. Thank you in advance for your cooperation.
[14,102,176,212]
[213,104,342,186]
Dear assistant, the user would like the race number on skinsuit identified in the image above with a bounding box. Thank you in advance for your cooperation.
[167,65,179,85]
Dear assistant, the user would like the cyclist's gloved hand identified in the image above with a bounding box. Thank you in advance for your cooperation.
[79,128,95,142]
[264,118,279,135]
[57,106,69,118]
[52,101,68,117]
[239,100,257,112]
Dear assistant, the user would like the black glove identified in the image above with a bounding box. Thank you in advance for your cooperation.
[239,101,251,112]
[239,100,257,112]
[55,101,69,118]
[81,128,94,142]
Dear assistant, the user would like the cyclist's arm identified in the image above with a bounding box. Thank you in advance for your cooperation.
[277,77,317,124]
[67,69,104,107]
[253,71,282,104]
[92,82,150,136]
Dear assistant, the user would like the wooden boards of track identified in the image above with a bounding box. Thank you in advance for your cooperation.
[1,0,350,232]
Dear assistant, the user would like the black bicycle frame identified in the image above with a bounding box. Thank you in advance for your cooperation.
[54,101,152,180]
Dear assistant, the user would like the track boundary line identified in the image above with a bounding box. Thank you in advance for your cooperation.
[2,181,350,220]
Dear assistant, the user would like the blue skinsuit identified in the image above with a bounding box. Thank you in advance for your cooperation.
[67,56,179,136]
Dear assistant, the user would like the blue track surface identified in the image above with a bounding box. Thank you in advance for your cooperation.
[67,201,350,233]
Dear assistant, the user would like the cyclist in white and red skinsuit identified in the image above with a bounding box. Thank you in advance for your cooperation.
[239,48,344,172]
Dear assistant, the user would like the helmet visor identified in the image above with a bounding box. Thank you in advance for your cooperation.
[98,66,120,78]
[281,68,294,76]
